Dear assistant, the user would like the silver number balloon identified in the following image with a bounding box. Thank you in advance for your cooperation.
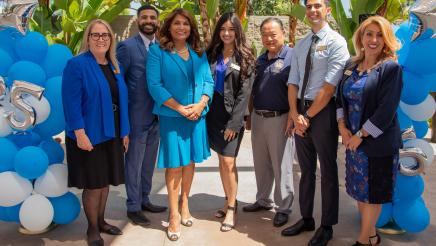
[411,0,436,41]
[0,75,5,97]
[0,0,39,34]
[6,80,44,131]
[399,147,427,176]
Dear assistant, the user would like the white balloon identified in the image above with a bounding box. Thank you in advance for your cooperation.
[0,108,13,137]
[23,95,51,124]
[34,164,68,197]
[19,194,54,232]
[404,138,435,166]
[0,171,33,207]
[400,95,436,121]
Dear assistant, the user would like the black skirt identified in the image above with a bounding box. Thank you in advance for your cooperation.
[66,110,124,189]
[206,92,244,157]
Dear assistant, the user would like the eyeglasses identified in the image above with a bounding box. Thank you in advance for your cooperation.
[89,32,111,41]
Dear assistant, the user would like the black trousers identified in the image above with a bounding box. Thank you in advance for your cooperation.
[294,99,339,226]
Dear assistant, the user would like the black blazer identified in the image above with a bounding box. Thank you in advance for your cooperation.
[336,59,403,157]
[210,56,255,131]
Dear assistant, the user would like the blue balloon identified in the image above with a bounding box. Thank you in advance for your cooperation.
[394,174,425,202]
[412,120,428,138]
[6,60,46,87]
[48,192,81,224]
[39,138,65,164]
[424,73,436,92]
[376,203,393,227]
[401,70,430,105]
[14,31,48,64]
[397,108,412,130]
[403,35,436,75]
[7,131,41,148]
[0,203,22,222]
[0,138,18,172]
[42,44,73,79]
[396,22,413,64]
[393,198,430,233]
[0,28,22,61]
[34,76,65,138]
[13,146,49,179]
[0,48,14,76]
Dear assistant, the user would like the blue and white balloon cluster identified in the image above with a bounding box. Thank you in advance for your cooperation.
[0,28,80,232]
[376,4,436,233]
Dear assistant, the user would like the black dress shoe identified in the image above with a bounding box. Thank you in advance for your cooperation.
[281,218,315,236]
[242,202,273,212]
[141,202,167,213]
[127,211,151,227]
[87,238,104,246]
[308,226,333,246]
[100,224,123,235]
[273,212,289,227]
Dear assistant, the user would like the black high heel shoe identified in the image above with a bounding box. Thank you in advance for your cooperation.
[220,205,237,232]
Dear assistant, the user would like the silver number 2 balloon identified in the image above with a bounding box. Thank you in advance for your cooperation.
[6,80,44,130]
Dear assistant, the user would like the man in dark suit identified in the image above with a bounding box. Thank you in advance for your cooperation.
[117,5,166,227]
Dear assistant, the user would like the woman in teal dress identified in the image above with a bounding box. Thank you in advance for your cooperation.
[146,8,214,241]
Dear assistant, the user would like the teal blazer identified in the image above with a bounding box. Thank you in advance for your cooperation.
[146,44,214,117]
[62,51,130,145]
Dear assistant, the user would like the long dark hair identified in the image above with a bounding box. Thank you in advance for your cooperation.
[206,12,255,80]
[158,8,202,56]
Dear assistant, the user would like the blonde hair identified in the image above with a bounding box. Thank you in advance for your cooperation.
[80,19,120,73]
[352,16,401,64]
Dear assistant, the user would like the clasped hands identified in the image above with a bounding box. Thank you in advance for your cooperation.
[339,125,362,152]
[177,102,205,121]
[288,113,310,137]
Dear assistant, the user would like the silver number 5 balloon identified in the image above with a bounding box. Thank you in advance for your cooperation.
[6,80,44,131]
[0,76,6,97]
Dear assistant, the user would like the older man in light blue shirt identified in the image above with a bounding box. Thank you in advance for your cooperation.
[283,0,349,245]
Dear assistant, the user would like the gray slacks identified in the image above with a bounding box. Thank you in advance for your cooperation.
[251,112,293,214]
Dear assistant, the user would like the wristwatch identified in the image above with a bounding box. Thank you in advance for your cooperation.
[356,130,363,138]
[303,112,312,121]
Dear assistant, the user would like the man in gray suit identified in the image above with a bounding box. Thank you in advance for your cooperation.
[117,5,166,227]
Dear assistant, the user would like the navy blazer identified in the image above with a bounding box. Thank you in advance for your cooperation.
[146,44,214,117]
[62,51,130,145]
[117,34,155,130]
[336,59,403,157]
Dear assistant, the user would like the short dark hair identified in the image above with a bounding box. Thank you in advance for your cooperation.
[304,0,330,6]
[260,17,284,32]
[137,5,159,17]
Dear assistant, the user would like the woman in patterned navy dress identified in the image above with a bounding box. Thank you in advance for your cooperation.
[336,16,402,246]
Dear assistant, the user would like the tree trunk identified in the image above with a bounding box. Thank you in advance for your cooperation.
[235,0,248,22]
[199,0,211,47]
[288,0,299,48]
[431,92,436,142]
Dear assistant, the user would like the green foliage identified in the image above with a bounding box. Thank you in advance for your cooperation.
[330,0,408,53]
[31,0,131,54]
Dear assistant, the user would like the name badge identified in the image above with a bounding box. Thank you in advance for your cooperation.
[344,70,353,76]
[316,45,327,52]
[230,63,240,71]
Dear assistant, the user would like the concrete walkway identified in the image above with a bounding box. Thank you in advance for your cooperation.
[1,131,435,246]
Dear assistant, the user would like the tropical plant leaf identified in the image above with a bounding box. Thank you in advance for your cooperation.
[99,0,130,23]
[206,0,219,20]
[290,3,306,21]
[54,0,68,10]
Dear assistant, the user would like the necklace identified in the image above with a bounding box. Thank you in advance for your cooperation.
[175,47,188,54]
[357,59,384,76]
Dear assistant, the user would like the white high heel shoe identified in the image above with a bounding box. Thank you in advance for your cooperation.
[167,214,181,241]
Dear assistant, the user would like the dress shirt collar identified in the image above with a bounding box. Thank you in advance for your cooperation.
[139,32,155,48]
[311,23,331,40]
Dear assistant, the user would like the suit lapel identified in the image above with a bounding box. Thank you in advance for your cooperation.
[169,48,188,78]
[135,34,147,58]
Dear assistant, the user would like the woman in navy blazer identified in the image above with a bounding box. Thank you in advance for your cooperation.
[62,19,129,245]
[146,8,214,241]
[336,16,402,246]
